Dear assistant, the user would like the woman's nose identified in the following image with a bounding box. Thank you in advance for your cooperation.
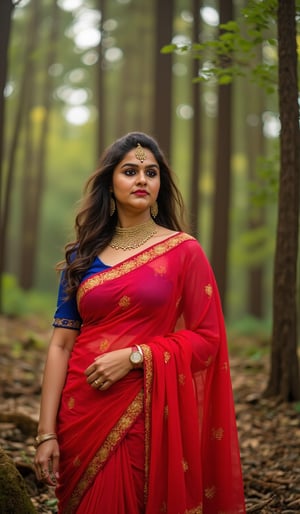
[136,171,147,184]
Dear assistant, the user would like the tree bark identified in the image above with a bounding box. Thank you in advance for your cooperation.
[246,80,265,318]
[153,0,174,159]
[189,0,202,238]
[265,0,300,400]
[210,0,233,311]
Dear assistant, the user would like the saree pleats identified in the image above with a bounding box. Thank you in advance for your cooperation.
[55,233,245,513]
[75,413,145,514]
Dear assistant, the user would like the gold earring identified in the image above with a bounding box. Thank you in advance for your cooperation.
[110,196,116,216]
[150,201,158,218]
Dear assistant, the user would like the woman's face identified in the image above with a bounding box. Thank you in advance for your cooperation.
[112,147,160,217]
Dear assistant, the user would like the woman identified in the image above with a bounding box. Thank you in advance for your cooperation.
[34,132,245,513]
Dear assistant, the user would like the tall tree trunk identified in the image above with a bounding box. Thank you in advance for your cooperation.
[153,0,174,159]
[0,0,15,313]
[265,0,300,400]
[18,0,40,289]
[246,83,265,318]
[0,0,35,296]
[210,0,233,311]
[189,0,202,238]
[19,0,59,289]
[95,0,104,157]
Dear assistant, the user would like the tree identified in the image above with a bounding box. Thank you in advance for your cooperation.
[19,0,59,289]
[210,0,234,309]
[153,0,174,159]
[0,0,21,312]
[164,0,300,400]
[265,0,300,400]
[0,0,38,293]
[189,0,203,238]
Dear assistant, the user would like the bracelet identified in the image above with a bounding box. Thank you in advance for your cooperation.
[34,432,57,449]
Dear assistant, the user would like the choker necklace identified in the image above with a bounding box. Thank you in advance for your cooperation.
[110,218,158,250]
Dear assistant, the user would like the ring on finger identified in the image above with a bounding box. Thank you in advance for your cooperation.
[94,379,100,386]
[41,469,48,478]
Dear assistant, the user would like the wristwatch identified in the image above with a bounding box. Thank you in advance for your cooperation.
[129,344,143,368]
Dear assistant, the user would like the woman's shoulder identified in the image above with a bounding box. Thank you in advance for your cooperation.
[176,232,209,260]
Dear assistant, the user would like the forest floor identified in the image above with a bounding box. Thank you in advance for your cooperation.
[0,314,299,513]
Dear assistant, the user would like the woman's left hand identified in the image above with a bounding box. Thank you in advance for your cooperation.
[84,348,133,391]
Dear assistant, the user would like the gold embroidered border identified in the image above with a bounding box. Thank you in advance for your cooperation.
[64,390,143,514]
[77,233,194,305]
[140,344,153,501]
[53,317,81,330]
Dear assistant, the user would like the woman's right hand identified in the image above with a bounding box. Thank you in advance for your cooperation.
[34,439,60,486]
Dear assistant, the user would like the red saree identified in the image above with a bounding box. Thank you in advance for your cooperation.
[56,233,245,513]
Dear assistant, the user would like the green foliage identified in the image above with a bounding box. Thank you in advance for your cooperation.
[227,315,271,358]
[162,0,279,92]
[250,153,279,206]
[0,448,36,514]
[2,273,55,318]
[231,225,275,267]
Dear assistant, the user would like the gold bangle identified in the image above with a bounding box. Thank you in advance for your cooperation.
[34,433,57,449]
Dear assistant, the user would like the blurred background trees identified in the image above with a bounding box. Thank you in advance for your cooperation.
[0,0,299,397]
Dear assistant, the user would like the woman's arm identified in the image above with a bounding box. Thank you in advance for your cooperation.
[34,327,77,485]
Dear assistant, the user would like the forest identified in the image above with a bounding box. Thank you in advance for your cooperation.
[0,0,299,512]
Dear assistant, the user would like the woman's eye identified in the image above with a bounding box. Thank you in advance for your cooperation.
[147,169,157,178]
[124,169,136,176]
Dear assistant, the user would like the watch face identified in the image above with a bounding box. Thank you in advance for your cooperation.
[130,351,142,364]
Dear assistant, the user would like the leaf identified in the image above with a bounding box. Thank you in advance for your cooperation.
[160,44,177,54]
[218,74,233,85]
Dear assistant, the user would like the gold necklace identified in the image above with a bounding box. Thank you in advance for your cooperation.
[110,219,158,250]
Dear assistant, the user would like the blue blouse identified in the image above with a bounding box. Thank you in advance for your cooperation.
[53,257,110,330]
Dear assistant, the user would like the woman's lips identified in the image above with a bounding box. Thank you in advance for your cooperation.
[132,190,148,196]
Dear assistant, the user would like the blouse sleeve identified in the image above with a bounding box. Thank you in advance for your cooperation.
[52,271,82,330]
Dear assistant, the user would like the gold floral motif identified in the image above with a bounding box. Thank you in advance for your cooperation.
[152,263,166,276]
[164,351,171,363]
[118,295,131,308]
[205,355,213,367]
[99,338,109,351]
[178,373,186,385]
[204,283,213,297]
[68,397,75,409]
[53,317,81,329]
[73,456,81,467]
[77,233,194,305]
[205,485,216,499]
[211,427,224,440]
[65,391,143,513]
[221,361,228,371]
[182,458,189,472]
[185,506,203,514]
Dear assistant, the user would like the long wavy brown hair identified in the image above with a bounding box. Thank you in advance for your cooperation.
[59,132,187,297]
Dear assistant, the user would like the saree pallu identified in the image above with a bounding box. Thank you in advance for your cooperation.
[56,233,246,514]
